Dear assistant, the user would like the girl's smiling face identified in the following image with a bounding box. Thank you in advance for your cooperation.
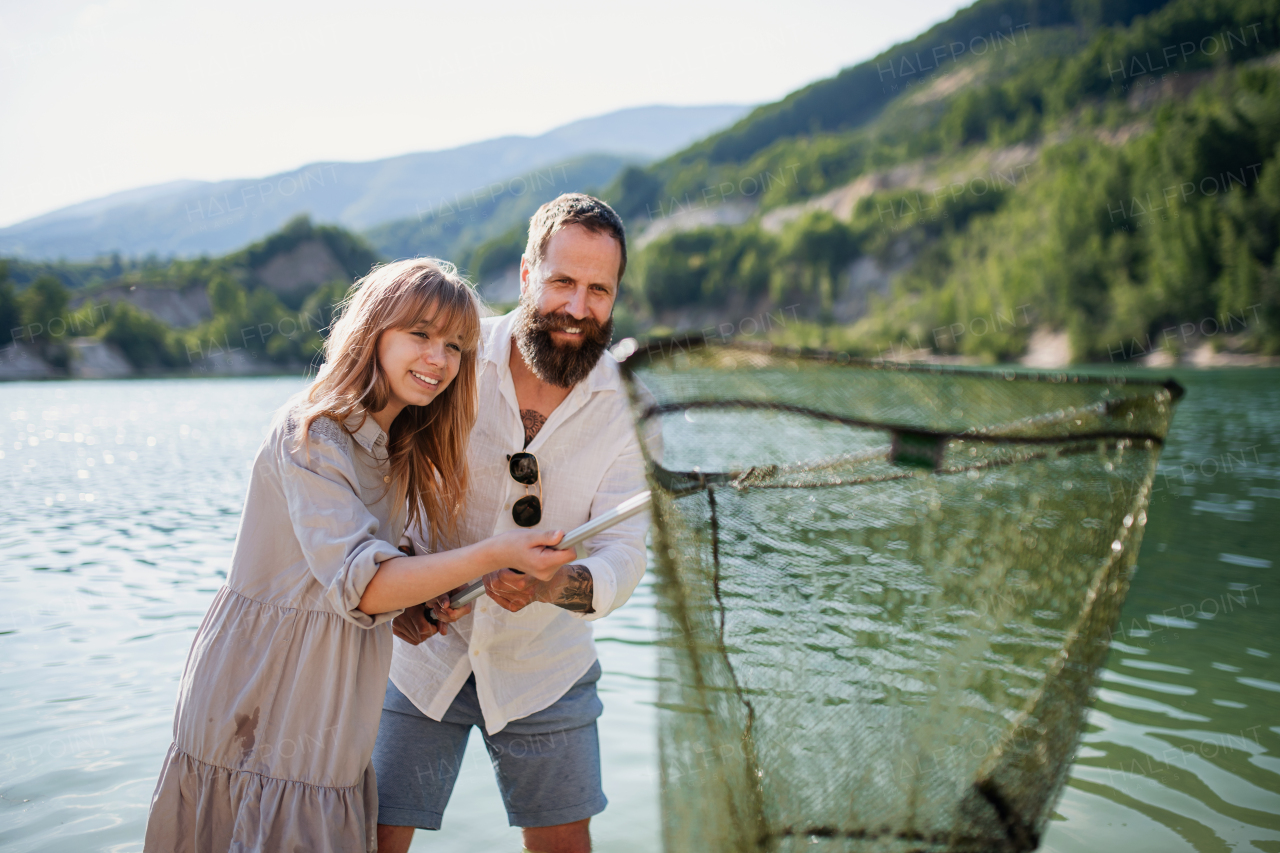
[375,312,465,425]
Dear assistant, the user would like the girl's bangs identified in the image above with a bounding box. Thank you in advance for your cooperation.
[387,277,481,352]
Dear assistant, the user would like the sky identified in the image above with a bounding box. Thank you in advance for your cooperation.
[0,0,975,228]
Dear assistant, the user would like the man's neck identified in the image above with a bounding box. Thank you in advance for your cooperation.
[508,336,574,424]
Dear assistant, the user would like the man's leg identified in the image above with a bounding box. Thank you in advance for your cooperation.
[522,817,591,853]
[376,823,417,853]
[371,678,473,848]
[484,663,607,853]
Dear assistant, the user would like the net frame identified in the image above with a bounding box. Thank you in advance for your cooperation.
[617,335,1183,853]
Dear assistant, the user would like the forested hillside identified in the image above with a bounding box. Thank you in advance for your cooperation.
[0,216,377,375]
[585,0,1280,361]
[607,0,1170,220]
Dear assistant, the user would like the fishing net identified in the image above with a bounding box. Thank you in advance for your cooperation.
[616,338,1182,853]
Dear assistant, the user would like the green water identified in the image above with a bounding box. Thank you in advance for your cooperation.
[1040,367,1280,852]
[0,368,1275,851]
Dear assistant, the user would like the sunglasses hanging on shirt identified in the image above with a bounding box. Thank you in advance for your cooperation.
[508,451,542,527]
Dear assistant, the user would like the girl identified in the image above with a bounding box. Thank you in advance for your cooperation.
[143,259,575,852]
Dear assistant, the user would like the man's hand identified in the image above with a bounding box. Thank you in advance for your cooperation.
[483,569,541,612]
[392,594,472,644]
[483,565,595,614]
[391,603,437,645]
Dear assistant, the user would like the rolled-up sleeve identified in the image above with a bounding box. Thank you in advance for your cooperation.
[571,408,661,621]
[277,427,404,628]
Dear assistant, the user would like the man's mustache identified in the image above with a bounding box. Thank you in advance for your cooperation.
[527,309,610,341]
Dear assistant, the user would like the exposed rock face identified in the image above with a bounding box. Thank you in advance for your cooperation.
[68,340,134,379]
[902,65,980,106]
[71,285,211,328]
[634,201,756,250]
[0,342,61,380]
[188,348,308,377]
[833,250,913,324]
[1186,343,1280,367]
[761,164,928,232]
[761,143,1040,235]
[254,240,346,298]
[1020,328,1072,369]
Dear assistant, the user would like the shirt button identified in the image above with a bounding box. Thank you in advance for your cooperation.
[472,650,479,656]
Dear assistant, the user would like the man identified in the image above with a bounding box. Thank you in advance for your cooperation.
[372,193,654,853]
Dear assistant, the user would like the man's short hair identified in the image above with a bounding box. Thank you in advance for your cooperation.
[524,193,627,284]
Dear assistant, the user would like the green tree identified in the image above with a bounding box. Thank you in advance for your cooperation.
[637,229,720,312]
[19,274,70,341]
[100,302,178,369]
[772,211,858,312]
[610,166,664,223]
[299,280,352,335]
[208,275,246,317]
[0,261,20,346]
[463,225,526,284]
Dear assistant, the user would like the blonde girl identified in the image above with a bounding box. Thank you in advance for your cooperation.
[144,259,574,852]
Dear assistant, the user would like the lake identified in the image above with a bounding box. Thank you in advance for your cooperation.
[0,369,1276,852]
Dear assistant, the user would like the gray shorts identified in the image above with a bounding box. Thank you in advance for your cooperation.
[372,661,607,830]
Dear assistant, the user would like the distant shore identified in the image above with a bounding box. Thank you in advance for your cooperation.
[4,332,1276,383]
[0,339,315,382]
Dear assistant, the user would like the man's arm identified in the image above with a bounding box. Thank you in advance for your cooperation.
[544,564,595,613]
[484,563,595,614]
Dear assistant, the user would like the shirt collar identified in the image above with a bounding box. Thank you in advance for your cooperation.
[344,409,388,453]
[481,309,618,396]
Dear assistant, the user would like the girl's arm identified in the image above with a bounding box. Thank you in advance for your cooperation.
[357,528,576,616]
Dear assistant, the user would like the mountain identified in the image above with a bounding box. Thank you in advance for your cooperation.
[363,153,631,270]
[0,104,749,262]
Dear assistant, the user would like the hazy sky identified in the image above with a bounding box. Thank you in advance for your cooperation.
[0,0,974,228]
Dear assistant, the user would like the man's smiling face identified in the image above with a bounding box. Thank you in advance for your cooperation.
[513,224,621,388]
[524,223,620,336]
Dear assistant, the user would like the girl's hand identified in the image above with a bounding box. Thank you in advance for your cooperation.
[492,529,577,581]
[428,591,472,631]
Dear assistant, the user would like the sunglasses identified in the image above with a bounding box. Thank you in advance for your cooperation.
[508,451,542,527]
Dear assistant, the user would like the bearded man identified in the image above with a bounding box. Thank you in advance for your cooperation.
[372,193,653,853]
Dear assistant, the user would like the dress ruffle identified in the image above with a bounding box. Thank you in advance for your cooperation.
[143,744,378,853]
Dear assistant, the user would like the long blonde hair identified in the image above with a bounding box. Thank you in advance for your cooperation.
[295,258,482,545]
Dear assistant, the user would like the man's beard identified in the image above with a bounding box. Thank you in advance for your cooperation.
[512,293,613,389]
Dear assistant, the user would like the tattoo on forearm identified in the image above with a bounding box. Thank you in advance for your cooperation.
[554,565,595,613]
[520,409,547,447]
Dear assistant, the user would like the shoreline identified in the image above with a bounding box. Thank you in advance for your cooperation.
[0,339,317,383]
[3,356,1276,383]
[3,333,1276,384]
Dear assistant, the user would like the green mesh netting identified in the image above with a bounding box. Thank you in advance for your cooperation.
[617,339,1182,853]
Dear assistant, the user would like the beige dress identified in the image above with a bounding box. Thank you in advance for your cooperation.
[144,409,406,853]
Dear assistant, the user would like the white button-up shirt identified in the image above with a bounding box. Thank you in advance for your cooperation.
[389,310,655,734]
